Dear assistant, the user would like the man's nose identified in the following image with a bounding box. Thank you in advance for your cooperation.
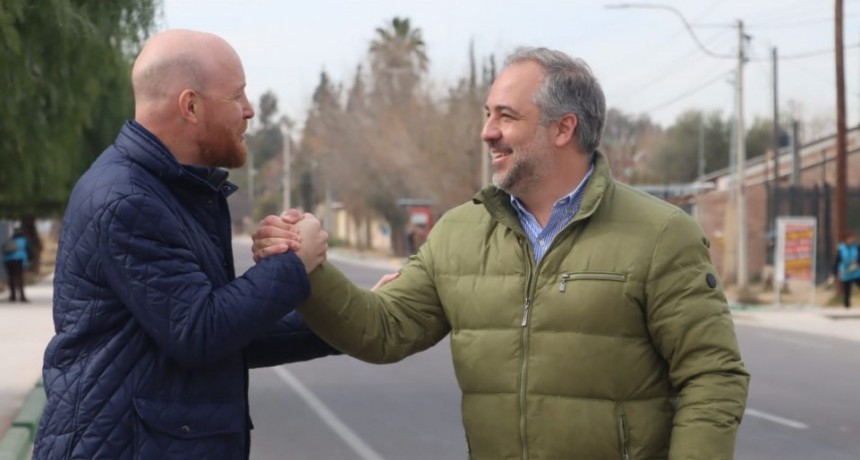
[481,117,500,142]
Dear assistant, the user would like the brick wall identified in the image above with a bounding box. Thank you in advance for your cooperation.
[688,128,860,283]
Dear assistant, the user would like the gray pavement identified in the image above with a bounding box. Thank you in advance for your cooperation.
[1,249,859,441]
[0,276,54,435]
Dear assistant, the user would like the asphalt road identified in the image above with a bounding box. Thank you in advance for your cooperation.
[234,240,860,459]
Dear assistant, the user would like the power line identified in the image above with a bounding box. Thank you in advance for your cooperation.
[642,69,735,115]
[744,1,834,25]
[606,4,734,59]
[614,29,734,101]
[753,43,860,61]
[749,12,860,30]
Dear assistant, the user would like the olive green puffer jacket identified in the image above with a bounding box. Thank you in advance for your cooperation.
[299,152,749,460]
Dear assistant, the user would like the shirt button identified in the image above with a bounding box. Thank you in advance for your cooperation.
[180,425,191,435]
[538,239,545,245]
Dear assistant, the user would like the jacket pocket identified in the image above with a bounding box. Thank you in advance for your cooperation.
[133,397,244,460]
[559,271,627,292]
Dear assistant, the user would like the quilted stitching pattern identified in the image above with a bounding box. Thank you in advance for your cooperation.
[33,121,328,460]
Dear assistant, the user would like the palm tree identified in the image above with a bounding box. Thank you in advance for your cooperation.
[368,17,428,105]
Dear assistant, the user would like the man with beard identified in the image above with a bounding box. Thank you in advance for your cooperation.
[255,47,750,459]
[34,30,335,460]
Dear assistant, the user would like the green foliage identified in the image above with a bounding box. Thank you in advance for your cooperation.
[649,110,730,183]
[745,117,774,161]
[247,124,284,169]
[0,0,158,218]
[369,17,428,106]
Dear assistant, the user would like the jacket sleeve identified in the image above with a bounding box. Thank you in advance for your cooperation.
[98,193,311,368]
[644,211,750,460]
[297,240,450,364]
[244,311,340,368]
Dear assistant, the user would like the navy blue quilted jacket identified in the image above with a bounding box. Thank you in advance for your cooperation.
[34,121,335,460]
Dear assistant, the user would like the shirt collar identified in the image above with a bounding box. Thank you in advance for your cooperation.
[510,164,595,215]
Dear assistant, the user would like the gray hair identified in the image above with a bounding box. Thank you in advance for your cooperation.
[503,47,606,154]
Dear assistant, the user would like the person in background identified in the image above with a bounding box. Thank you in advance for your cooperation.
[2,227,29,302]
[832,231,860,308]
[255,47,750,459]
[34,29,335,460]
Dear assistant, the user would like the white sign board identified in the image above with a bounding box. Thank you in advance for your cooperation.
[774,216,817,306]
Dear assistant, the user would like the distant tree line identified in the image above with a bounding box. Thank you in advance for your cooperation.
[243,17,807,254]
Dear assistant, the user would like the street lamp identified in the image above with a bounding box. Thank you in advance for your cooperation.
[606,3,753,296]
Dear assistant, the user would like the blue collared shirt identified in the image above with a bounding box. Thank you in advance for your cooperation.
[511,165,594,263]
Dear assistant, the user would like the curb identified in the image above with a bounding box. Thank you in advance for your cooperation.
[0,381,45,460]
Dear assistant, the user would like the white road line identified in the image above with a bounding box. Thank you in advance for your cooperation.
[745,408,810,430]
[272,366,387,460]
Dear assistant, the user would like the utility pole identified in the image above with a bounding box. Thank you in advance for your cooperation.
[605,3,752,294]
[281,125,292,210]
[771,47,780,208]
[735,19,750,295]
[835,0,848,244]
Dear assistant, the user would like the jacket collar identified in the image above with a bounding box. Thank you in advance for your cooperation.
[115,121,238,197]
[473,150,613,230]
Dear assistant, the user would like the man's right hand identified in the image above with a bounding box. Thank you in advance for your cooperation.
[252,210,304,263]
[293,213,328,273]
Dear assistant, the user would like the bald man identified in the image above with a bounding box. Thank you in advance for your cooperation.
[34,30,335,460]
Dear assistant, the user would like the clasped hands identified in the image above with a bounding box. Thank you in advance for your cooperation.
[252,210,328,273]
[252,210,399,290]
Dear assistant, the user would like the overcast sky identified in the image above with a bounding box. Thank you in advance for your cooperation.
[160,0,860,131]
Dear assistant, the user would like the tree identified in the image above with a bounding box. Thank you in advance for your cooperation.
[745,117,774,161]
[648,110,730,183]
[369,17,428,107]
[298,71,344,215]
[0,0,158,270]
[600,109,661,184]
[361,17,431,254]
[0,0,158,217]
[246,91,286,171]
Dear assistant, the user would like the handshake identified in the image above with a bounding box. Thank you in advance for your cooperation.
[251,210,329,273]
[251,209,401,290]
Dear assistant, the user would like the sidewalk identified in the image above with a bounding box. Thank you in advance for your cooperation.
[1,250,859,442]
[0,277,54,436]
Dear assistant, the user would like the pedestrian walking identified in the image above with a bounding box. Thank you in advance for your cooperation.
[833,232,860,308]
[2,227,29,302]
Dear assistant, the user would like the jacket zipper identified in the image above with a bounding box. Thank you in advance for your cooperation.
[559,273,571,292]
[559,272,627,292]
[519,249,534,460]
[618,413,631,460]
[517,219,583,459]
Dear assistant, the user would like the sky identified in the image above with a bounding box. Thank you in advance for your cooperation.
[160,0,860,131]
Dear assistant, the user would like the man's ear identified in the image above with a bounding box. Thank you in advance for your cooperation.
[178,89,200,123]
[554,113,577,148]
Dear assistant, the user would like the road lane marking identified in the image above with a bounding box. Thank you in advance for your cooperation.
[273,366,387,460]
[745,408,809,430]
